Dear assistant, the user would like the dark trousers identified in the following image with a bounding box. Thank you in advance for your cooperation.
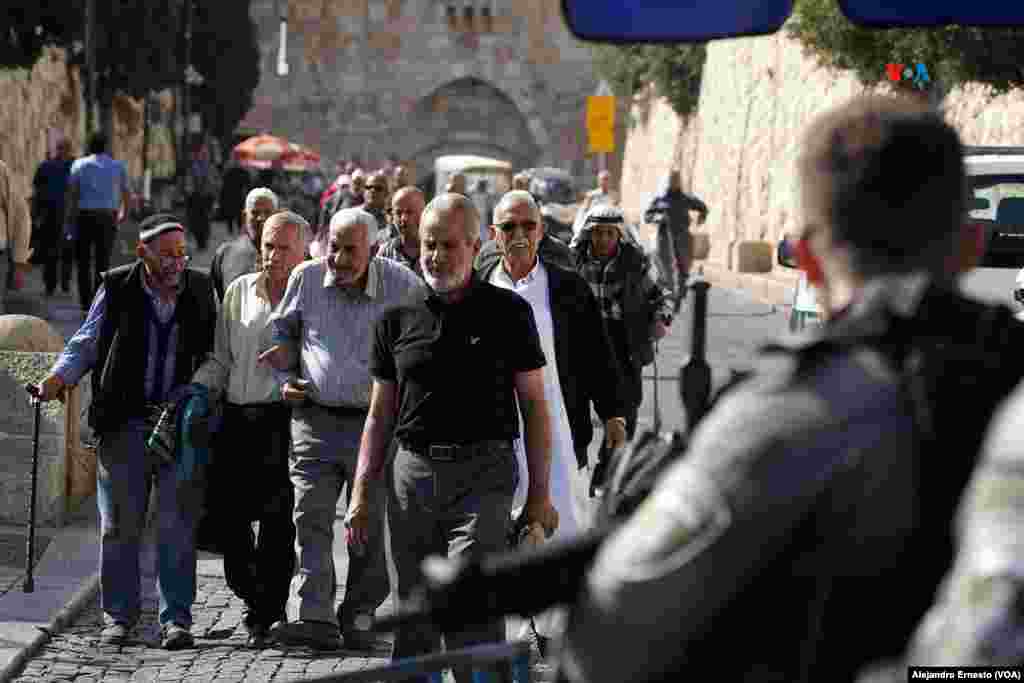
[597,324,643,463]
[75,210,116,311]
[216,403,296,628]
[186,194,214,250]
[38,205,73,294]
[387,442,517,683]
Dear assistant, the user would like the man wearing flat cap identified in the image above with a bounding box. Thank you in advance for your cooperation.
[33,213,217,651]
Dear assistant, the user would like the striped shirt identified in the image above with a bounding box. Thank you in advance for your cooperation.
[268,256,424,409]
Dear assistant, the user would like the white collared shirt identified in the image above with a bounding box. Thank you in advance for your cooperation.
[192,271,285,405]
[489,258,586,537]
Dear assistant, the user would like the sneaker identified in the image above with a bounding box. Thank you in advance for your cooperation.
[161,623,194,650]
[99,621,132,644]
[246,623,269,649]
[269,620,342,650]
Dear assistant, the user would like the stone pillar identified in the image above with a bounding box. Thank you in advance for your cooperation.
[0,315,95,527]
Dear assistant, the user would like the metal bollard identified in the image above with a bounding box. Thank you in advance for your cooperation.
[680,277,712,432]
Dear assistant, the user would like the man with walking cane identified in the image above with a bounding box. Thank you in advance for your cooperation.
[30,213,216,650]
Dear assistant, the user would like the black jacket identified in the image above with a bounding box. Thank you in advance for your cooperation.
[88,261,217,434]
[571,238,663,368]
[476,247,629,468]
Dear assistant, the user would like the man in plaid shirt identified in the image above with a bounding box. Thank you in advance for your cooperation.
[573,204,673,460]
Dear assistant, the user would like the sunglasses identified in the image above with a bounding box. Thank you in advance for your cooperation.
[496,220,539,233]
[366,185,388,192]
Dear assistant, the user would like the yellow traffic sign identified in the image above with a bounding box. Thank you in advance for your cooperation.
[586,95,616,153]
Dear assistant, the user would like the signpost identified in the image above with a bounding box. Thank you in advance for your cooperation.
[586,95,616,155]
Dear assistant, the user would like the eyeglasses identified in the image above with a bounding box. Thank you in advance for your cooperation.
[496,220,539,233]
[155,251,190,267]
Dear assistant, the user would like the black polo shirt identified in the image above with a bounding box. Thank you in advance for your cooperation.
[371,278,546,445]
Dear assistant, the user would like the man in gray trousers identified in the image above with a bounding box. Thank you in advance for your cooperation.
[260,207,423,650]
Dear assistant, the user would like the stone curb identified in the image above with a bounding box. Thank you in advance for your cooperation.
[0,570,99,683]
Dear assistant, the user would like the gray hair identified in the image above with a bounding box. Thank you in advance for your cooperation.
[263,210,308,245]
[329,207,381,245]
[423,193,480,243]
[245,187,279,211]
[493,190,540,224]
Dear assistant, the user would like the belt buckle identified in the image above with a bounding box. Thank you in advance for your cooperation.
[429,444,458,461]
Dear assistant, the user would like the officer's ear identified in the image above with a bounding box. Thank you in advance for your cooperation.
[947,220,987,275]
[795,237,825,287]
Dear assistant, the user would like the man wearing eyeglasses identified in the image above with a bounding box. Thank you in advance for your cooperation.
[475,190,629,650]
[210,187,279,302]
[32,213,216,651]
[362,172,394,243]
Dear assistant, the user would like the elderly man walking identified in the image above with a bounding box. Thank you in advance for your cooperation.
[192,211,309,647]
[210,187,278,302]
[363,172,394,242]
[476,190,628,649]
[345,193,558,682]
[572,204,673,462]
[376,186,425,277]
[31,214,216,650]
[260,207,423,650]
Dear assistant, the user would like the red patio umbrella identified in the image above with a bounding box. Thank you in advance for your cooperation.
[232,134,291,169]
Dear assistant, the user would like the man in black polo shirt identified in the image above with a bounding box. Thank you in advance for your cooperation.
[345,192,557,681]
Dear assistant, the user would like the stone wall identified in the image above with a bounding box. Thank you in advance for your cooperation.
[245,0,608,184]
[0,48,176,203]
[619,32,1024,304]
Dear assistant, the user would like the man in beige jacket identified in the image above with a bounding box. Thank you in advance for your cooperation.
[0,159,34,313]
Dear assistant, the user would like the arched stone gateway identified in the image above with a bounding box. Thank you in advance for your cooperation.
[405,78,540,177]
[243,0,614,186]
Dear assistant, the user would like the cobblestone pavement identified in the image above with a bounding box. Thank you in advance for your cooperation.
[11,562,551,683]
[11,571,395,683]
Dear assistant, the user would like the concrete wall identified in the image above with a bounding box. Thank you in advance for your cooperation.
[619,31,1024,304]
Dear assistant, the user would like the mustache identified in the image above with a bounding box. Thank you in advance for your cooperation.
[505,239,530,249]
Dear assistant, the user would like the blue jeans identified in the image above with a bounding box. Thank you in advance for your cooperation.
[97,420,199,627]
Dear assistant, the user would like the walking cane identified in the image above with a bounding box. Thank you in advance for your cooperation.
[23,385,42,593]
[652,342,662,434]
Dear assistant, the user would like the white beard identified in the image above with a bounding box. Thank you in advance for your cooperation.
[423,266,468,294]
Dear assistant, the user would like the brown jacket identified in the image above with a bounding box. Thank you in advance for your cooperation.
[0,160,32,264]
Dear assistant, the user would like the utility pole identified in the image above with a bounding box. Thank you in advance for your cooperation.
[84,0,98,135]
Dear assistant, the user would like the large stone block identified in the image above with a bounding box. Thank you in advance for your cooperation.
[0,347,93,527]
[736,240,773,274]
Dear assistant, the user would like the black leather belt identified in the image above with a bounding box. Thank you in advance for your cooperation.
[399,439,512,462]
[226,402,290,421]
[310,402,368,418]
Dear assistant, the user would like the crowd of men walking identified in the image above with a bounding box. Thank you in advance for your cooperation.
[15,140,688,683]
[11,90,1021,681]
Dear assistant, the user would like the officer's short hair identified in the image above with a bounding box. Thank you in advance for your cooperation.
[798,94,966,277]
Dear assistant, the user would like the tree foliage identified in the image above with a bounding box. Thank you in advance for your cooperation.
[96,0,182,100]
[786,0,1024,95]
[591,44,706,118]
[2,1,84,70]
[191,0,262,146]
